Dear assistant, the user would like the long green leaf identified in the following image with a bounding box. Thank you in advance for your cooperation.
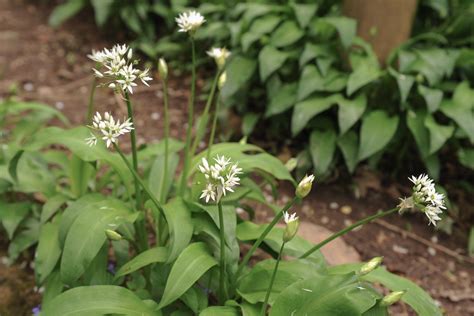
[36,219,62,284]
[115,247,168,278]
[159,242,217,308]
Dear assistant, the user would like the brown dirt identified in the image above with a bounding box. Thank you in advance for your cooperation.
[0,1,473,316]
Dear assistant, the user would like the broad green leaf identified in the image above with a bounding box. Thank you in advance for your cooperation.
[0,201,31,239]
[8,150,24,182]
[458,148,474,170]
[242,113,260,136]
[36,220,62,284]
[161,198,193,263]
[423,0,448,17]
[91,0,114,26]
[236,221,325,264]
[424,115,454,154]
[49,0,88,27]
[299,43,332,68]
[265,83,297,117]
[115,247,168,278]
[22,127,133,192]
[297,65,346,101]
[241,15,281,52]
[347,60,380,96]
[337,131,358,173]
[337,94,367,134]
[418,85,443,113]
[329,265,442,316]
[58,194,104,245]
[41,193,69,224]
[159,242,217,308]
[238,259,323,304]
[60,199,136,285]
[240,301,261,316]
[291,3,318,28]
[148,153,179,203]
[292,94,342,136]
[8,217,40,261]
[270,273,381,315]
[221,56,257,99]
[42,272,64,306]
[406,110,430,158]
[388,69,415,105]
[323,17,356,48]
[440,82,474,143]
[68,155,95,198]
[358,110,399,161]
[270,21,304,48]
[6,101,69,125]
[200,306,239,316]
[43,285,156,315]
[309,129,336,176]
[259,46,289,81]
[181,286,208,314]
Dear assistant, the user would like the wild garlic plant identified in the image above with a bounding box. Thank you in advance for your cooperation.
[0,10,445,316]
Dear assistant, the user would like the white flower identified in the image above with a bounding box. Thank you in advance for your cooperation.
[400,174,446,226]
[176,11,205,33]
[283,211,298,224]
[87,111,134,148]
[88,44,152,94]
[296,174,315,198]
[207,47,230,68]
[198,155,242,203]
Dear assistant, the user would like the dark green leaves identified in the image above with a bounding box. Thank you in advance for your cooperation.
[49,0,88,27]
[309,129,337,176]
[221,56,257,99]
[259,46,289,81]
[115,247,168,278]
[270,21,304,48]
[358,111,399,161]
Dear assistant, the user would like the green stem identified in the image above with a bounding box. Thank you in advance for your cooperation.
[124,92,143,209]
[207,94,221,161]
[161,78,170,203]
[261,242,285,315]
[234,196,299,282]
[179,38,197,196]
[113,143,167,223]
[191,69,221,158]
[218,200,227,304]
[299,208,399,259]
[86,77,97,124]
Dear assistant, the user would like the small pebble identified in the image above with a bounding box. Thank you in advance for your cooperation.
[431,235,438,243]
[55,101,64,110]
[329,202,339,210]
[321,216,329,224]
[392,244,409,254]
[427,247,436,256]
[151,112,160,120]
[23,82,34,91]
[344,219,353,227]
[340,205,352,215]
[236,207,245,215]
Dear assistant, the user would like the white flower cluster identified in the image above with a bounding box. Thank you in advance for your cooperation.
[86,112,134,148]
[283,211,298,224]
[88,44,152,94]
[400,174,446,226]
[176,11,205,34]
[198,155,242,203]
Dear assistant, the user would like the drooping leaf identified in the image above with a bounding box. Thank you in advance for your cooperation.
[49,0,88,27]
[347,60,380,96]
[221,56,257,99]
[323,17,357,48]
[0,201,31,239]
[337,131,359,173]
[91,0,114,26]
[297,65,345,101]
[270,273,382,315]
[241,15,281,52]
[115,247,168,279]
[424,115,454,154]
[43,285,156,315]
[60,199,137,285]
[36,220,62,284]
[418,85,443,113]
[265,83,297,117]
[259,46,289,81]
[329,265,442,316]
[159,243,217,308]
[270,21,304,48]
[291,94,342,136]
[309,129,337,176]
[389,69,415,105]
[337,94,367,134]
[41,193,69,224]
[291,3,318,28]
[458,147,474,170]
[406,110,431,158]
[8,217,40,261]
[148,153,179,203]
[358,110,399,161]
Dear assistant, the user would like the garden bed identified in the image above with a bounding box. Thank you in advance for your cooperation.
[0,1,473,315]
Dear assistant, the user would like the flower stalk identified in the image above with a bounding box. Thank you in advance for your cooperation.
[217,200,227,304]
[299,208,399,259]
[159,59,170,203]
[261,241,285,316]
[86,77,97,124]
[207,72,226,160]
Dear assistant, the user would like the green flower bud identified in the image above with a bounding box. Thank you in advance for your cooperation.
[358,256,383,276]
[218,72,226,90]
[105,229,122,241]
[285,158,298,172]
[296,174,315,199]
[380,290,406,306]
[158,58,168,80]
[283,212,299,242]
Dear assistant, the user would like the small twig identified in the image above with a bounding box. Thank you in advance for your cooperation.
[374,219,474,264]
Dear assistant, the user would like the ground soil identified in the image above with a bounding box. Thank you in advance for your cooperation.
[0,0,473,315]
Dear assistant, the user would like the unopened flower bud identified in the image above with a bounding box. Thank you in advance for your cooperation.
[283,211,299,242]
[105,229,122,241]
[358,256,383,276]
[296,174,315,199]
[380,290,406,306]
[218,72,226,90]
[158,58,168,80]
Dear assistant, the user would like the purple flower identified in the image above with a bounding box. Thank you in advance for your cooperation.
[32,305,41,315]
[107,261,116,274]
